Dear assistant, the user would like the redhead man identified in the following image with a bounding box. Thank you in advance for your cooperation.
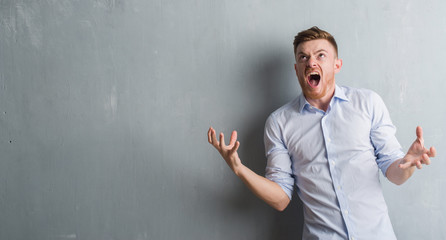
[207,27,436,240]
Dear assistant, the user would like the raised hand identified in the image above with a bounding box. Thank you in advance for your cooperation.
[400,126,437,169]
[207,127,242,174]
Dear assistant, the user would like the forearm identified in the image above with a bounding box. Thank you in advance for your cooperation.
[234,164,290,211]
[386,158,415,185]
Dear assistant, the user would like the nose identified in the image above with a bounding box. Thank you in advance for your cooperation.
[306,56,317,67]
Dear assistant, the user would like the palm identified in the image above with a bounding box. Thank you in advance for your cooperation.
[207,127,241,171]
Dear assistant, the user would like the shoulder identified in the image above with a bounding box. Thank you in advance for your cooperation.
[264,97,301,140]
[339,85,385,107]
[340,85,380,100]
[267,96,301,123]
[339,86,388,115]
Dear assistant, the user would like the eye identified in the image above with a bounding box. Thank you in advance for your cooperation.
[318,53,326,58]
[299,55,308,61]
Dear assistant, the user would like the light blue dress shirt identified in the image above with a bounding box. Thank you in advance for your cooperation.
[264,85,405,240]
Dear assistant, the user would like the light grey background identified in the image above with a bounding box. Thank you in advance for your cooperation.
[0,1,445,239]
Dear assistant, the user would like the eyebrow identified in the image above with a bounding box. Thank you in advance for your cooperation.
[297,49,329,56]
[315,49,328,54]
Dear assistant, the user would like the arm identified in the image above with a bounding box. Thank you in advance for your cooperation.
[386,126,436,185]
[207,127,290,211]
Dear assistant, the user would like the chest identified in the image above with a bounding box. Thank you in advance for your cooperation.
[281,103,373,167]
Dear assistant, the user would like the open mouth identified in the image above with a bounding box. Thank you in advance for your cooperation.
[307,72,321,88]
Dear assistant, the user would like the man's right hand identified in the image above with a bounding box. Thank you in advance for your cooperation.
[207,127,242,175]
[207,127,290,211]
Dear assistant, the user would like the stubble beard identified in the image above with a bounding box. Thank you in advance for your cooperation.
[299,75,335,100]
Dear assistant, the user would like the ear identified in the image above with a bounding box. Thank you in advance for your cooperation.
[334,58,342,74]
[294,63,298,75]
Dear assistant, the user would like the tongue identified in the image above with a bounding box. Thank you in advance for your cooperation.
[309,79,320,87]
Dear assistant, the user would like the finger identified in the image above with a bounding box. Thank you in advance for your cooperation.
[416,126,423,139]
[422,153,431,165]
[230,141,240,154]
[219,132,226,148]
[229,130,237,147]
[399,161,412,169]
[416,160,422,169]
[429,146,437,157]
[207,127,212,144]
[416,126,425,145]
[211,129,220,148]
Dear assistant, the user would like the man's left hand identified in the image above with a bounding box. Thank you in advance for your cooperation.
[400,126,437,169]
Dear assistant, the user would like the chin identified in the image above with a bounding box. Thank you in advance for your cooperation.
[305,87,327,99]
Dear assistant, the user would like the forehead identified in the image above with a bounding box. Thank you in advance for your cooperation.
[296,39,336,55]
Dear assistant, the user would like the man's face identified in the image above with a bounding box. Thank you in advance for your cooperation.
[294,39,342,101]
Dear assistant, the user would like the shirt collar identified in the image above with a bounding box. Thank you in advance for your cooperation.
[298,85,349,113]
[333,84,349,102]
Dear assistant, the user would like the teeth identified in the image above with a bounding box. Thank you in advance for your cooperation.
[309,72,319,76]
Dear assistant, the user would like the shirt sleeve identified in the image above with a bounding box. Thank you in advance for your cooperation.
[369,91,405,177]
[264,114,295,200]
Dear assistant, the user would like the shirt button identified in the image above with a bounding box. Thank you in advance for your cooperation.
[351,237,355,240]
[344,210,349,215]
[331,160,335,165]
[327,138,331,142]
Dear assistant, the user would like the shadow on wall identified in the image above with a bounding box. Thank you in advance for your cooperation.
[240,47,304,239]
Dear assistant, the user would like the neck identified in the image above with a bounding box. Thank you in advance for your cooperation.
[305,86,335,112]
[306,97,331,112]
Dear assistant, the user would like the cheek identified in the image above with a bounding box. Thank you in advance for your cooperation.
[296,66,306,76]
[322,63,335,75]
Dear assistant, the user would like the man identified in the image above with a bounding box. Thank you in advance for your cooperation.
[207,27,436,239]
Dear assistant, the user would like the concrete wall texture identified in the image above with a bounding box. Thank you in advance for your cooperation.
[0,1,445,239]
